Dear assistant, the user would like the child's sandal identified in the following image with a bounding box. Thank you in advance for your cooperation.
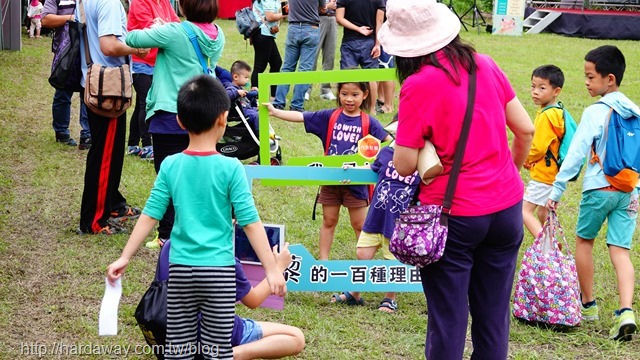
[378,298,398,314]
[330,291,364,306]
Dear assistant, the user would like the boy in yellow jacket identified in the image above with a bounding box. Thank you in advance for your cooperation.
[523,65,566,237]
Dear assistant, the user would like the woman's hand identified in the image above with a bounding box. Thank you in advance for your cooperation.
[135,48,151,58]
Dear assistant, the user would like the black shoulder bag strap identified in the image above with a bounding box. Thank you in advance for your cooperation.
[440,67,477,226]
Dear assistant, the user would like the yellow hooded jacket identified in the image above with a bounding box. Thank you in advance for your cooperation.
[526,107,565,185]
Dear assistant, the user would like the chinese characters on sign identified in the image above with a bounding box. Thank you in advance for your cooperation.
[284,244,423,292]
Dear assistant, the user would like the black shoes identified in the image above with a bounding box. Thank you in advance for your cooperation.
[55,133,77,147]
[78,136,92,150]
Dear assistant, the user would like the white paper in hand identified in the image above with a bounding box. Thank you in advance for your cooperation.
[98,277,122,336]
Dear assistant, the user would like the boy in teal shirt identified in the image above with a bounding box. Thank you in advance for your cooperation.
[107,75,286,358]
[547,45,639,341]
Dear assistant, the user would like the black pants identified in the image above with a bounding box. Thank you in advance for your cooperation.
[151,132,190,240]
[127,73,152,147]
[251,32,282,98]
[79,100,127,233]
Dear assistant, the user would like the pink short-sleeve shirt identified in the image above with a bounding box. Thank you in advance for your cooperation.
[395,52,523,216]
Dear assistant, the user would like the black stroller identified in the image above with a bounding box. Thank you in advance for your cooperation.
[216,99,282,165]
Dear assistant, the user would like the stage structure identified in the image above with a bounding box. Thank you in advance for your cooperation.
[523,0,640,39]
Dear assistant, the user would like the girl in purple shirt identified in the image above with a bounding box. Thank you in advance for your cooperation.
[264,82,392,260]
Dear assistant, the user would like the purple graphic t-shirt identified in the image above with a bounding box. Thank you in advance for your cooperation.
[304,108,389,200]
[363,147,420,239]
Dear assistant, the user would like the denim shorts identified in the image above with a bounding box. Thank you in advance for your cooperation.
[340,38,378,70]
[576,188,638,249]
[240,318,263,345]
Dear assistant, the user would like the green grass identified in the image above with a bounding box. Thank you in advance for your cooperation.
[0,19,639,359]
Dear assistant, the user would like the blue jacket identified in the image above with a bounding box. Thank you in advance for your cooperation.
[550,91,640,201]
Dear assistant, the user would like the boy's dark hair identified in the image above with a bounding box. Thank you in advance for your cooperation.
[532,64,564,88]
[585,45,626,86]
[231,60,252,75]
[177,75,230,135]
[336,82,372,112]
[179,0,218,24]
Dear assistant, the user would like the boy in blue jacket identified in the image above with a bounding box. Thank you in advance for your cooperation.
[547,45,639,341]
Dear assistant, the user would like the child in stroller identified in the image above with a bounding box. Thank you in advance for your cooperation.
[217,61,282,165]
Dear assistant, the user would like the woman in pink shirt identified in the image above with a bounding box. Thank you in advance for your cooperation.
[378,1,534,358]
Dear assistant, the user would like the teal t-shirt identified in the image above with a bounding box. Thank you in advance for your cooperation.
[125,22,225,121]
[143,151,259,266]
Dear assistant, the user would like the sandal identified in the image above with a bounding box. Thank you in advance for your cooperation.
[376,106,394,115]
[378,298,398,314]
[330,291,364,306]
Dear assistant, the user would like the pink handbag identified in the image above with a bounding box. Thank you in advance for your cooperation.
[512,211,581,327]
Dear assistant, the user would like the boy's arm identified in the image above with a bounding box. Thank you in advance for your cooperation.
[106,214,158,285]
[242,222,287,296]
[370,8,383,58]
[548,109,600,207]
[262,103,304,122]
[241,243,292,308]
[225,84,240,101]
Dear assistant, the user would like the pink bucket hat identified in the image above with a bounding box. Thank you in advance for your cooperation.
[378,0,461,58]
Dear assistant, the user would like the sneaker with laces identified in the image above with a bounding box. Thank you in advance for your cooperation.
[110,206,141,222]
[78,136,92,150]
[127,145,142,156]
[320,91,337,101]
[145,235,166,250]
[610,310,637,341]
[139,146,154,161]
[581,303,599,321]
[304,91,310,101]
[56,133,78,147]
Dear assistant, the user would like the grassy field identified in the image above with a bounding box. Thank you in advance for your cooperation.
[1,19,639,359]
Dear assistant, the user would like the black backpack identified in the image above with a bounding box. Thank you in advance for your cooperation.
[48,20,83,92]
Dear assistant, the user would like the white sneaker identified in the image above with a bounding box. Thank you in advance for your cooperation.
[304,91,310,101]
[321,92,337,101]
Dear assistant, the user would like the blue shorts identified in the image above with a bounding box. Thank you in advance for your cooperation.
[576,189,638,249]
[378,47,394,68]
[340,38,378,70]
[239,318,263,345]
